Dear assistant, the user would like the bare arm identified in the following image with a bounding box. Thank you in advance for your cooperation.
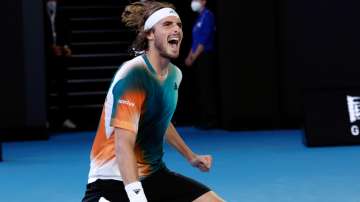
[114,128,138,185]
[165,123,196,162]
[191,44,205,62]
[185,44,205,67]
[165,123,212,172]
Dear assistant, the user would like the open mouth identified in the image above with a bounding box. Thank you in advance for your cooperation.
[168,36,180,47]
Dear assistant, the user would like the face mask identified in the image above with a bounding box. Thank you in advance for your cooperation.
[191,1,202,12]
[47,1,57,14]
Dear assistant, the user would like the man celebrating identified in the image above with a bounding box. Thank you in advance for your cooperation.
[82,1,224,202]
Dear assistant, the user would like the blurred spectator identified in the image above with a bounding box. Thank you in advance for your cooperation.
[44,0,76,129]
[185,0,217,129]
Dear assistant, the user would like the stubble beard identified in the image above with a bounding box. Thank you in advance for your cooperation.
[154,37,179,60]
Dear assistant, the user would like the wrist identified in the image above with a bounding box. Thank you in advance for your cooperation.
[125,181,147,202]
[187,152,197,163]
[191,54,198,62]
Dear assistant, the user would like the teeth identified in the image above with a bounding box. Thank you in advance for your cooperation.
[168,36,179,42]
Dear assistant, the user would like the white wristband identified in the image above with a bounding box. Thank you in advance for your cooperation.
[124,181,147,202]
[98,197,110,202]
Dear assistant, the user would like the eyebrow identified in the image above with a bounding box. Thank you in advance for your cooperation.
[162,20,182,26]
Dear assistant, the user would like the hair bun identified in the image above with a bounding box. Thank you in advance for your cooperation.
[121,2,146,31]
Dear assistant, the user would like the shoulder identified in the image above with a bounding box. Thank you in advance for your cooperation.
[171,63,183,81]
[110,57,148,94]
[114,56,146,81]
[204,9,215,19]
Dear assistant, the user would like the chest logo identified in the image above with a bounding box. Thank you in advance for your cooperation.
[174,82,178,90]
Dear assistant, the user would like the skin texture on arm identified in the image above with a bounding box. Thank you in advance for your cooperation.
[165,123,212,172]
[185,44,204,66]
[114,127,139,185]
[191,44,205,62]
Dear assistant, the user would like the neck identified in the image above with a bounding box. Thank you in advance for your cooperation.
[146,49,170,77]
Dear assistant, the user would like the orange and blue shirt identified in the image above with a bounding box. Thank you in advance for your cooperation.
[87,54,182,183]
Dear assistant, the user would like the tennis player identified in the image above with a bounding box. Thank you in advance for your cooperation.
[82,1,224,202]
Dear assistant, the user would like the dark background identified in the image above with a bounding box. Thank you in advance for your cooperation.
[1,0,47,140]
[2,0,360,142]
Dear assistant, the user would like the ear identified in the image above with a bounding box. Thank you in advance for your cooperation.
[146,30,155,41]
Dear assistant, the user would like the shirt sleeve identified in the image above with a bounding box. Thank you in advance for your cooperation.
[110,74,146,134]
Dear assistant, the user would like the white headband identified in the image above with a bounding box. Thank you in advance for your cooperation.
[144,8,180,31]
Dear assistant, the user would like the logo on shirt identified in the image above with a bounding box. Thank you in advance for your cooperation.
[174,82,178,90]
[347,95,360,136]
[119,99,135,107]
[133,189,141,194]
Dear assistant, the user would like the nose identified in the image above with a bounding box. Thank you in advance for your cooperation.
[173,24,182,33]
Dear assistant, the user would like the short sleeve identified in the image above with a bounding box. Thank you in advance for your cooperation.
[110,72,146,134]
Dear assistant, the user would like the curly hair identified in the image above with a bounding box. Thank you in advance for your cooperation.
[121,1,175,55]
